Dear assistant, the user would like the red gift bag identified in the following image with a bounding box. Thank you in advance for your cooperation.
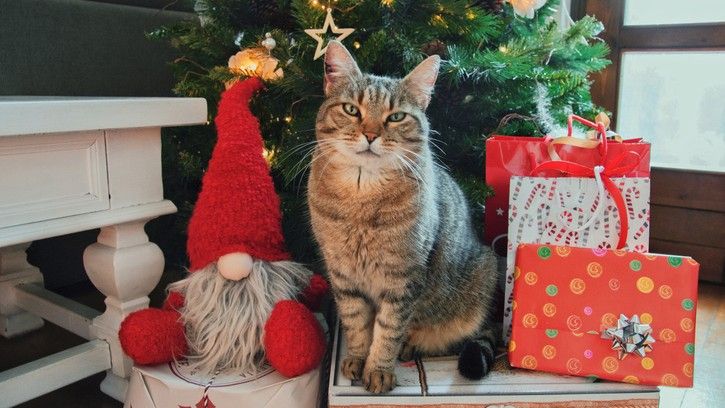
[484,116,651,248]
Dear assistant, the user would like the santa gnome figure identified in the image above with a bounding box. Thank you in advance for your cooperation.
[119,78,328,377]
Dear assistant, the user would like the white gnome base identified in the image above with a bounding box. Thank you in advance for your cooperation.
[168,259,311,375]
[124,359,321,408]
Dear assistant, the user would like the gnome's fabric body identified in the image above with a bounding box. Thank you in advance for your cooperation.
[119,78,327,377]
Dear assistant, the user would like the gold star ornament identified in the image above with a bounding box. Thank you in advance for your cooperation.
[304,8,355,60]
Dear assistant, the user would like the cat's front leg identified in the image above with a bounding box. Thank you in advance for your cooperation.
[335,286,375,380]
[363,289,415,393]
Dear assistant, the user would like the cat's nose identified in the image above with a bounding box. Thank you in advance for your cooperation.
[364,132,379,143]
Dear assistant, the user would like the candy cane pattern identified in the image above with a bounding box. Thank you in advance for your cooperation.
[633,207,650,242]
[624,186,641,221]
[503,176,650,342]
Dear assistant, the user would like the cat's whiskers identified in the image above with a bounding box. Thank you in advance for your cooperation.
[285,140,338,191]
[399,145,449,173]
[394,153,426,191]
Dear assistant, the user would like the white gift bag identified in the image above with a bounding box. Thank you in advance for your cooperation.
[502,175,650,342]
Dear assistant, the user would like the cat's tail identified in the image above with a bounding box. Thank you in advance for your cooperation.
[457,327,498,380]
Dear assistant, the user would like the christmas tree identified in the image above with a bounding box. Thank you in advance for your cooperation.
[151,0,609,263]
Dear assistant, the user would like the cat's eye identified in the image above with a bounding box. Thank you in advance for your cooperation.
[387,112,406,122]
[342,103,359,116]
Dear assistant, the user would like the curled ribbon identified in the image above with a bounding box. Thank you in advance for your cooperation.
[531,151,643,249]
[601,314,655,360]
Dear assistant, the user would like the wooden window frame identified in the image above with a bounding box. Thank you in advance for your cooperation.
[572,0,725,283]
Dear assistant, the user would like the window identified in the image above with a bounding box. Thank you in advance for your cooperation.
[576,0,725,283]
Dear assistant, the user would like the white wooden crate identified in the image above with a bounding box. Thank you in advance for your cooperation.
[328,322,660,407]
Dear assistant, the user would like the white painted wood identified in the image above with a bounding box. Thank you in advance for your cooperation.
[0,131,110,228]
[0,340,111,408]
[329,322,660,406]
[84,220,166,402]
[105,128,163,209]
[0,97,208,137]
[0,243,44,337]
[14,282,100,340]
[0,96,206,403]
[0,200,176,248]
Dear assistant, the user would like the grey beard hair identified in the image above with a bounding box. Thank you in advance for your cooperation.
[168,260,312,375]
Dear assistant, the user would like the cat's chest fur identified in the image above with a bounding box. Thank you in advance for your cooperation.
[308,162,428,279]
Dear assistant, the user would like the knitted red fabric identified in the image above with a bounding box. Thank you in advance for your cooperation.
[264,300,326,377]
[300,274,329,311]
[119,308,187,365]
[187,78,290,270]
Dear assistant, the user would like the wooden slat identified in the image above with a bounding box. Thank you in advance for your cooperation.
[14,283,100,340]
[650,205,725,248]
[0,340,111,408]
[651,168,725,212]
[620,24,725,49]
[650,239,724,283]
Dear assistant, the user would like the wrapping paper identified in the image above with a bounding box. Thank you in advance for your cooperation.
[509,244,699,387]
[503,176,650,341]
[484,135,650,246]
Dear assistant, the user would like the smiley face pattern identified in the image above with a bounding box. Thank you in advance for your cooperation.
[503,176,651,342]
[509,244,699,388]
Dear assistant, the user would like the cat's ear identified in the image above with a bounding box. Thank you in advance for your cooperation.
[324,41,362,95]
[402,55,440,109]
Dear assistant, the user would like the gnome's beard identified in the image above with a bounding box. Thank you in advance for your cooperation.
[168,260,311,375]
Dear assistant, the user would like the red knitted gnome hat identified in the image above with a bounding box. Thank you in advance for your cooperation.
[187,78,290,271]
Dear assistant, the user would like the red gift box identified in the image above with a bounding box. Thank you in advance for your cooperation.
[484,116,650,247]
[509,244,699,387]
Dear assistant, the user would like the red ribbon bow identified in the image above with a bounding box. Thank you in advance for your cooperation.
[531,151,643,249]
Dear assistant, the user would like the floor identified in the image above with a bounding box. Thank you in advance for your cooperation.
[1,279,723,407]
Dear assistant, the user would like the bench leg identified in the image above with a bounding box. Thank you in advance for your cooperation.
[0,243,44,338]
[83,220,164,402]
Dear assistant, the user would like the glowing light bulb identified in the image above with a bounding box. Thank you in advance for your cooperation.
[284,116,293,123]
[353,41,361,49]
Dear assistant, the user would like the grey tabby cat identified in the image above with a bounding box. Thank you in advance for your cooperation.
[308,41,499,394]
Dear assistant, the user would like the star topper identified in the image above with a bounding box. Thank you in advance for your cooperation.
[601,314,656,360]
[304,8,355,60]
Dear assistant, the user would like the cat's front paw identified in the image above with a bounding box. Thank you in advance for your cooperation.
[341,356,364,380]
[362,367,396,394]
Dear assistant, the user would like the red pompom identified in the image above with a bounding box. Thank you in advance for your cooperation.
[119,308,187,365]
[162,291,185,311]
[300,274,329,311]
[264,300,326,377]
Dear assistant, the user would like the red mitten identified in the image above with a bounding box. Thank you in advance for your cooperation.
[264,300,325,377]
[119,308,187,365]
[300,274,329,311]
[162,291,185,311]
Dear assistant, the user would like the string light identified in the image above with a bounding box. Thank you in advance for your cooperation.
[284,116,293,123]
[499,45,508,53]
[353,41,361,49]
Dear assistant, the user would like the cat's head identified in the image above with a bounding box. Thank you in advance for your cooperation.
[315,41,440,175]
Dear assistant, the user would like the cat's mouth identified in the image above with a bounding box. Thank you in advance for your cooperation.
[356,149,380,158]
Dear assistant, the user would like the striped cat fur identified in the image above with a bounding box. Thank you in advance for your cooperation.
[307,41,499,393]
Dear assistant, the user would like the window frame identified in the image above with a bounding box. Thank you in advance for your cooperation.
[572,1,725,283]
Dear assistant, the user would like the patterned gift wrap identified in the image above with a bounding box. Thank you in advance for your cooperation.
[503,176,651,341]
[509,244,699,387]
